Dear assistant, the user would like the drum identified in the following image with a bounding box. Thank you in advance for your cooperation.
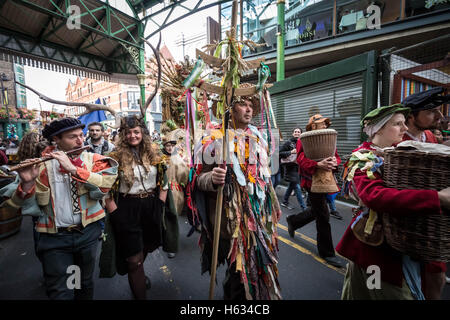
[300,129,339,193]
[300,129,337,161]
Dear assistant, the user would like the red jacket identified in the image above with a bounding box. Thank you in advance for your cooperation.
[402,130,437,143]
[0,149,7,165]
[296,138,341,190]
[335,141,442,287]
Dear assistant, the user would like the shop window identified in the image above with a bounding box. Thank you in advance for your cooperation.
[291,10,333,44]
[405,0,450,17]
[150,96,161,113]
[337,0,387,34]
[127,91,140,110]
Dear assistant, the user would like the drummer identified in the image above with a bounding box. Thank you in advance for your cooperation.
[335,104,450,300]
[286,114,344,268]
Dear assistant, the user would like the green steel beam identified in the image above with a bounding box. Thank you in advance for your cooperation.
[138,21,146,121]
[76,13,107,51]
[37,0,65,40]
[124,0,139,19]
[110,7,137,43]
[10,0,141,49]
[0,26,139,74]
[77,1,108,34]
[140,0,189,18]
[49,0,65,15]
[143,0,232,40]
[41,20,67,41]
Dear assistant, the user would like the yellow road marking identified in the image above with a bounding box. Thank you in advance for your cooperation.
[278,223,346,260]
[278,223,317,244]
[278,235,346,275]
[160,265,181,294]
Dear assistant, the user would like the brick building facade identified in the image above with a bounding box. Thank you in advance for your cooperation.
[65,45,174,133]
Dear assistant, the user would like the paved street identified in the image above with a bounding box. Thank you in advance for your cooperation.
[1,186,449,300]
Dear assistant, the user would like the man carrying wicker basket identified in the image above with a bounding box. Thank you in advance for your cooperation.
[336,104,450,300]
[401,87,450,299]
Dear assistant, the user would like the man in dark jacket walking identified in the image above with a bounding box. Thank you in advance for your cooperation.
[279,128,306,211]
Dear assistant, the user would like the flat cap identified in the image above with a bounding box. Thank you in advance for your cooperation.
[42,118,85,140]
[402,87,450,112]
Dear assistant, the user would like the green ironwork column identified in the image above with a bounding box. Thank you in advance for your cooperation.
[137,22,147,122]
[276,0,285,82]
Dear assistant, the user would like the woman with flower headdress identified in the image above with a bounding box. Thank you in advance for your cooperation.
[336,104,450,300]
[107,115,168,300]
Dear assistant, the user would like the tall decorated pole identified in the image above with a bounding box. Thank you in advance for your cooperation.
[209,0,239,300]
[176,0,277,299]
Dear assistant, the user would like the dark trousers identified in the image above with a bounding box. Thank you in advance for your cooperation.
[288,192,336,258]
[36,221,101,300]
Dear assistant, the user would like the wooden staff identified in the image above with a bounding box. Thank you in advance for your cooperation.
[8,145,90,172]
[209,109,230,300]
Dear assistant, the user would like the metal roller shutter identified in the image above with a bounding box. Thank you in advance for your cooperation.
[267,73,363,157]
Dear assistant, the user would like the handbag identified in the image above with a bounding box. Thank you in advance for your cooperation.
[351,208,384,246]
[280,153,297,164]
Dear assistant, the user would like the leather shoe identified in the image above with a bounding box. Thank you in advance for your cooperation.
[330,210,343,220]
[286,215,295,238]
[322,256,344,268]
[167,252,176,259]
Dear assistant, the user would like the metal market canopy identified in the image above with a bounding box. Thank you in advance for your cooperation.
[0,0,142,84]
[132,0,231,40]
[0,0,233,84]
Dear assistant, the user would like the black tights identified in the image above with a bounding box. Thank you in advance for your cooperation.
[126,250,149,300]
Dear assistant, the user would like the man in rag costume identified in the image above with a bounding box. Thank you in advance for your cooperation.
[189,85,282,300]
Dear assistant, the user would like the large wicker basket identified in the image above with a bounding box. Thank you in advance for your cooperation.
[382,148,450,262]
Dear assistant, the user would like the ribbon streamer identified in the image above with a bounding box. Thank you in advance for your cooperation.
[256,62,271,92]
[185,90,194,168]
[182,57,205,89]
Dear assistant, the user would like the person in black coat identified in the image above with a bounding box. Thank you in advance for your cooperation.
[279,128,307,211]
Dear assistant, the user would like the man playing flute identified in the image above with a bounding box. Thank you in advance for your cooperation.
[0,118,118,300]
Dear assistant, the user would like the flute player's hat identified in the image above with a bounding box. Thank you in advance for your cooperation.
[42,117,85,140]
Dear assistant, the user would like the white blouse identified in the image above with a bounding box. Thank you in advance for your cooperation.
[119,165,157,194]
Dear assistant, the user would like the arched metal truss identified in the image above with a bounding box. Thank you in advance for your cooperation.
[0,0,236,77]
[134,0,232,40]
